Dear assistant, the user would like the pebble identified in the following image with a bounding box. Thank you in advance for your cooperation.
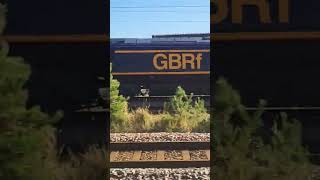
[111,133,210,143]
[164,150,183,160]
[114,151,134,161]
[110,168,210,180]
[190,150,208,160]
[140,151,157,160]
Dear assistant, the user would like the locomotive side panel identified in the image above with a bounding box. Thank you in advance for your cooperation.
[9,43,108,114]
[112,43,210,96]
[214,41,320,108]
[214,40,320,152]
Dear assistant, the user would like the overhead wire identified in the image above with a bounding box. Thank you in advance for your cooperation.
[111,20,208,23]
[110,5,208,8]
[111,5,209,21]
[112,10,209,13]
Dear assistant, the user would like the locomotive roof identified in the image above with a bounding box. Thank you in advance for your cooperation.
[111,33,210,46]
[110,41,209,50]
[111,39,209,46]
[152,33,210,38]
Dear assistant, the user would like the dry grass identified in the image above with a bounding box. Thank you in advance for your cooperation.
[30,127,107,180]
[111,107,210,133]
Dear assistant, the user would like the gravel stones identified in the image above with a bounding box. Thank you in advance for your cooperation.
[140,151,157,161]
[110,168,210,180]
[164,150,183,160]
[190,150,208,160]
[111,133,210,143]
[114,151,134,161]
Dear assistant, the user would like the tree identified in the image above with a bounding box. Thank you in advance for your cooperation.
[0,4,60,179]
[110,63,128,131]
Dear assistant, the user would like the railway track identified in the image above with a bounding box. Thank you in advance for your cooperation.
[110,141,210,168]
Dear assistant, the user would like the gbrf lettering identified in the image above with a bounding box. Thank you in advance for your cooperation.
[213,0,289,24]
[153,53,203,70]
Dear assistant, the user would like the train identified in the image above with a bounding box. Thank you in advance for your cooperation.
[111,34,210,99]
[3,0,320,159]
[110,34,210,109]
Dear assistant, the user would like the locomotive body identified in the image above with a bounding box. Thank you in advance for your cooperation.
[111,36,210,97]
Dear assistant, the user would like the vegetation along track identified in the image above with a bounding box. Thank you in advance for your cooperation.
[110,141,210,168]
[128,95,210,111]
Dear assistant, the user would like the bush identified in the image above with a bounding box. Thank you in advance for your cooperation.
[110,63,129,132]
[123,86,210,133]
[164,86,209,132]
[212,77,313,180]
[0,5,107,179]
[109,83,210,133]
[0,5,64,179]
[109,64,210,133]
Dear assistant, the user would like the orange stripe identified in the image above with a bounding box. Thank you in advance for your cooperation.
[115,49,210,54]
[112,71,210,75]
[2,32,320,43]
[0,31,320,43]
[0,34,108,43]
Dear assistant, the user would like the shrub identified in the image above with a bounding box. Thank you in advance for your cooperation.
[110,63,129,132]
[109,85,210,133]
[0,5,107,179]
[0,5,63,179]
[212,77,313,180]
[164,86,209,132]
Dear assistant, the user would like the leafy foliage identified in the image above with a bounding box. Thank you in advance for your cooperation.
[212,77,313,180]
[0,4,63,179]
[110,83,210,133]
[0,5,107,179]
[110,63,128,131]
[164,86,209,132]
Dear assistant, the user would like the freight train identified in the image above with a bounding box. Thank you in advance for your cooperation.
[111,34,210,108]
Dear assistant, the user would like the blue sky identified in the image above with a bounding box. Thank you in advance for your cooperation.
[110,0,210,38]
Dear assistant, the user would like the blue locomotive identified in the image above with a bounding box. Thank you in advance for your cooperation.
[111,33,210,98]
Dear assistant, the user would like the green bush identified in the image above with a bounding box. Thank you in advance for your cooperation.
[109,83,210,133]
[121,86,210,133]
[0,5,64,179]
[110,63,129,132]
[212,77,313,180]
[164,86,209,132]
[0,5,107,179]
